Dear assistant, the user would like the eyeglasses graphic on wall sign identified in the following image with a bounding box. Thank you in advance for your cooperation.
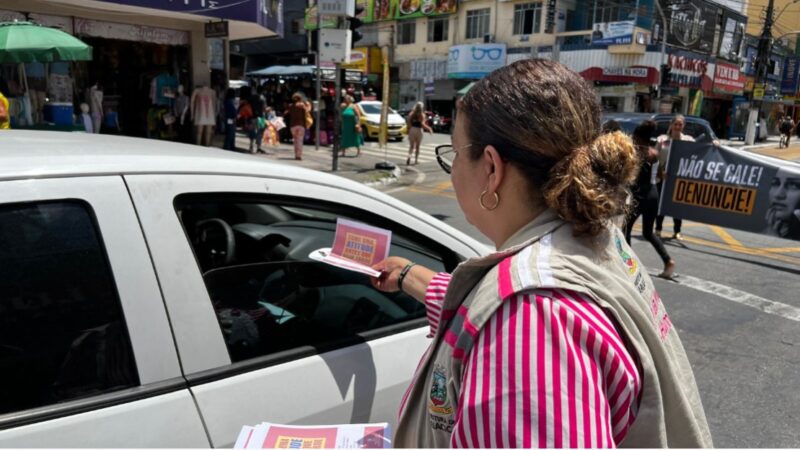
[470,47,503,61]
[449,48,460,61]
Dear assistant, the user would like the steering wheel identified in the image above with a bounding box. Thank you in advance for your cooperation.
[195,218,236,269]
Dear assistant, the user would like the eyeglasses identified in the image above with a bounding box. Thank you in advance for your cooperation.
[471,47,503,61]
[435,143,472,174]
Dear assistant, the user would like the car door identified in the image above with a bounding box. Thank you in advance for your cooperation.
[0,176,208,447]
[125,173,485,447]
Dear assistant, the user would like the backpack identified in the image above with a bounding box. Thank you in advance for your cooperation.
[781,119,792,133]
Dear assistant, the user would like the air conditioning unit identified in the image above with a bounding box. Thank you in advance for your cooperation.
[483,34,495,43]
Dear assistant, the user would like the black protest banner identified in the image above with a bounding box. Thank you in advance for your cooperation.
[659,141,800,241]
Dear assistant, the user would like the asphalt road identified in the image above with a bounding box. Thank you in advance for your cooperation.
[375,132,800,448]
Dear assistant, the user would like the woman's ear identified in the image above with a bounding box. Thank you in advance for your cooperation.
[483,145,506,192]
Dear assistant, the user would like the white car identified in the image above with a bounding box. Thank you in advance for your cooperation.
[355,101,407,142]
[0,131,487,447]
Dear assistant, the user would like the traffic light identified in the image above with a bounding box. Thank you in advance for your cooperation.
[660,64,671,87]
[348,4,365,47]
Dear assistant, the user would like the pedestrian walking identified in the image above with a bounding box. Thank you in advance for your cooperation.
[223,88,237,151]
[371,59,712,448]
[655,114,694,240]
[779,115,795,148]
[624,120,676,278]
[287,93,309,161]
[405,102,433,165]
[249,86,266,153]
[339,95,363,157]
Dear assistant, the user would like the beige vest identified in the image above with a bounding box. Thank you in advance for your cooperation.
[394,210,712,448]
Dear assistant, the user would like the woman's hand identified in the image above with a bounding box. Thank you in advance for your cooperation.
[370,256,412,292]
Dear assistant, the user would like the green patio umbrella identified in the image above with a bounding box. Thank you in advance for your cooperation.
[456,82,475,97]
[0,21,92,63]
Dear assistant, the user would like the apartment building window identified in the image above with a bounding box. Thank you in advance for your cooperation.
[428,17,449,42]
[398,21,416,45]
[513,3,542,35]
[465,8,491,40]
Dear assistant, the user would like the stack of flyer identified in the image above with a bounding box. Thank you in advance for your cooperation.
[309,218,392,278]
[234,422,392,449]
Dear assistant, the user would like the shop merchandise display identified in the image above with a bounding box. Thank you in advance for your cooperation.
[191,85,217,146]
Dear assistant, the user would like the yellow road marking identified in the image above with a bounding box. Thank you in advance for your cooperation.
[406,186,457,199]
[760,247,800,254]
[627,224,799,265]
[677,235,800,265]
[709,225,744,247]
[430,181,453,194]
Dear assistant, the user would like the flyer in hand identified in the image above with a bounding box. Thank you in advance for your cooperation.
[309,218,392,278]
[234,422,392,449]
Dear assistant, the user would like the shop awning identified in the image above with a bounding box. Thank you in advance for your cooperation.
[457,82,476,96]
[247,65,316,77]
[43,0,283,40]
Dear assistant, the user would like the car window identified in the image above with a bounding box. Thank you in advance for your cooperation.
[174,194,462,363]
[359,104,382,114]
[684,122,711,142]
[0,201,139,415]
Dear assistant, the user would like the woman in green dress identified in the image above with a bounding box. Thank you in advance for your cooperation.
[340,95,363,157]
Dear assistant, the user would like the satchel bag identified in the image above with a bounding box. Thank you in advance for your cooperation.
[304,110,313,129]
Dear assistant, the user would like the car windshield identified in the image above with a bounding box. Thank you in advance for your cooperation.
[360,104,382,114]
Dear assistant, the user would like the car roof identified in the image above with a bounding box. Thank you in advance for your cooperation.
[651,113,711,124]
[0,131,360,185]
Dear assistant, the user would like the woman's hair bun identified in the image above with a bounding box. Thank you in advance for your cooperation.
[542,131,639,236]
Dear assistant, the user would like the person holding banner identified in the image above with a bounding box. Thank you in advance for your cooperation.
[370,59,711,448]
[765,167,800,240]
[624,120,676,278]
[656,115,694,240]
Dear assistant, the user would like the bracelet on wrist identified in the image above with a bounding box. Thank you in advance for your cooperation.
[397,262,417,293]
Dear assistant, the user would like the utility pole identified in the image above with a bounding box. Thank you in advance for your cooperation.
[746,0,775,145]
[655,0,668,103]
[315,6,321,151]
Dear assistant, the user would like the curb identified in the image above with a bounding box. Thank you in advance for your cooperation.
[362,166,403,188]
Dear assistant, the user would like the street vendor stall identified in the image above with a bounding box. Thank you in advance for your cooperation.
[0,21,92,130]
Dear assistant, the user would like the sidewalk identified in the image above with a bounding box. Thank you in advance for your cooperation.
[213,132,419,188]
[722,135,800,161]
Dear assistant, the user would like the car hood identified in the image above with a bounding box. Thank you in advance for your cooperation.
[362,112,405,126]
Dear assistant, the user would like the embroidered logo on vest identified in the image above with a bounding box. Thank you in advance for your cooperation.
[428,366,452,415]
[614,234,639,276]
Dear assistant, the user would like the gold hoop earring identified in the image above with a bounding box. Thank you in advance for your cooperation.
[479,190,500,211]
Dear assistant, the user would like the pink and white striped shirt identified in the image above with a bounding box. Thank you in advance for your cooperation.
[417,272,642,448]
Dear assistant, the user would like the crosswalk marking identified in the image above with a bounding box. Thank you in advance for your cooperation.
[357,143,439,163]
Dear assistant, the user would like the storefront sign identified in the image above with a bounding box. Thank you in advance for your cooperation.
[713,62,745,95]
[602,67,648,78]
[591,21,634,46]
[395,0,457,20]
[660,0,718,54]
[205,21,229,38]
[781,56,800,95]
[717,11,746,62]
[545,0,557,33]
[100,0,284,36]
[753,86,765,99]
[74,18,190,46]
[411,59,448,80]
[447,44,506,79]
[768,55,783,81]
[342,47,369,72]
[308,0,455,27]
[667,53,709,87]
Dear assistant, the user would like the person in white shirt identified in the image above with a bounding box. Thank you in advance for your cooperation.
[655,115,694,240]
